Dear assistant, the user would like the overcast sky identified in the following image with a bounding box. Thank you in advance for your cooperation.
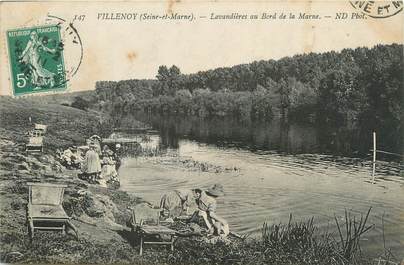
[1,1,403,95]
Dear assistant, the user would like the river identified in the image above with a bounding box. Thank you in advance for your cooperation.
[116,115,404,259]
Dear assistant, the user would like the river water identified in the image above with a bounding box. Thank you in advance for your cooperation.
[116,115,404,259]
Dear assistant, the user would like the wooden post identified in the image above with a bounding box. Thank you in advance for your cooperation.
[372,131,376,184]
[139,235,143,256]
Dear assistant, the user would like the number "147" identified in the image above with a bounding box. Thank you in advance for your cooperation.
[73,14,85,22]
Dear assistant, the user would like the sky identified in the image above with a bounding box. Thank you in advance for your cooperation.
[0,1,403,95]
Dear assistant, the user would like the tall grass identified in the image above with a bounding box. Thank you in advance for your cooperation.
[261,208,375,265]
[334,207,373,261]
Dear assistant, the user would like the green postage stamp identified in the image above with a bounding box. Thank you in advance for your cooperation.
[6,25,67,96]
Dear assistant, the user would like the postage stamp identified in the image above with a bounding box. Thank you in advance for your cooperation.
[6,25,66,96]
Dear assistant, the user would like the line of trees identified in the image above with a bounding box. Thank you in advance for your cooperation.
[94,44,403,149]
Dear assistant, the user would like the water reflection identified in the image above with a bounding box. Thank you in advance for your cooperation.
[118,113,393,158]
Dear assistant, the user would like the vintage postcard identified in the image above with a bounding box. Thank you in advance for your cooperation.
[0,1,403,264]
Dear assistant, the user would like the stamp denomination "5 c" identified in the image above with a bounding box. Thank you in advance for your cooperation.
[7,25,67,96]
[350,1,403,18]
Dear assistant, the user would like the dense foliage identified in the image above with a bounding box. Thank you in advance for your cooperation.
[70,96,90,110]
[94,44,403,153]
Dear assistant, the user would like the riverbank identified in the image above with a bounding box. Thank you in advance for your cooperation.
[0,97,147,263]
[0,97,397,264]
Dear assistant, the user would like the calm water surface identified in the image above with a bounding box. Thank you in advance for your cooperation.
[116,116,404,258]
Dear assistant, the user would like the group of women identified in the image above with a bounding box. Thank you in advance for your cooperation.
[80,137,121,188]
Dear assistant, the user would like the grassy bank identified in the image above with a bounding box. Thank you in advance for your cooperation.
[0,97,147,263]
[0,97,395,264]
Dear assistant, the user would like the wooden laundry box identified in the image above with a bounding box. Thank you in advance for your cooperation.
[27,182,77,239]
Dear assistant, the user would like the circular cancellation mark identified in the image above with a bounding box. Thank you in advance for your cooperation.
[350,1,403,18]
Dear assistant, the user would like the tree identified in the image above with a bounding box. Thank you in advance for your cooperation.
[156,65,170,81]
[169,65,181,77]
[155,65,182,96]
[318,67,364,126]
[252,85,273,120]
[192,88,211,117]
[174,89,192,114]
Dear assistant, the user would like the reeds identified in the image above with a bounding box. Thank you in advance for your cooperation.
[261,214,337,264]
[334,207,373,261]
[261,208,376,264]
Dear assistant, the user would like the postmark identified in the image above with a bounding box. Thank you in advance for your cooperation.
[45,14,84,80]
[350,1,403,18]
[7,25,67,96]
